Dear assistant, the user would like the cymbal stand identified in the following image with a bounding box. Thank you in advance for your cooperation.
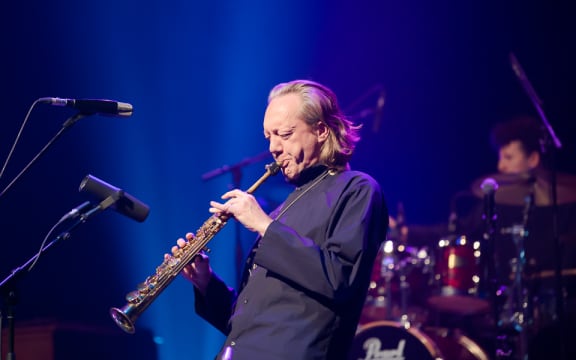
[497,193,534,360]
[510,52,565,357]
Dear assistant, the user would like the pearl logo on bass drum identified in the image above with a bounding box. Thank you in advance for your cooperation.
[358,338,406,360]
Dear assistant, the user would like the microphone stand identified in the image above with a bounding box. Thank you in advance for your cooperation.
[510,52,565,358]
[480,180,500,354]
[0,111,89,360]
[0,194,117,360]
[344,84,386,133]
[0,113,87,201]
[201,151,271,288]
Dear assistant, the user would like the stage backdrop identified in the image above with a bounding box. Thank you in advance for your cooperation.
[1,1,575,360]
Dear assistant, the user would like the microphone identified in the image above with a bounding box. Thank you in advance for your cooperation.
[372,89,386,133]
[39,97,133,117]
[79,174,150,222]
[480,177,498,224]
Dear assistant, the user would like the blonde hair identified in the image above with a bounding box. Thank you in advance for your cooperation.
[268,80,362,170]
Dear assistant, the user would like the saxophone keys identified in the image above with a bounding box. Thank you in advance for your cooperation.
[126,290,142,304]
[166,256,181,268]
[137,277,156,294]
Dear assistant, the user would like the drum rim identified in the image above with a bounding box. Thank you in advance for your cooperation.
[423,326,490,360]
[457,334,490,360]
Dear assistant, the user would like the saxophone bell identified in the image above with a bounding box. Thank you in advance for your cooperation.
[110,304,137,334]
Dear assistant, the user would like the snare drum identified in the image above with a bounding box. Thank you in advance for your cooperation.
[348,321,489,360]
[428,235,490,315]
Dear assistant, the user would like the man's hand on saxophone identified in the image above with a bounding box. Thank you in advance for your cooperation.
[169,233,213,296]
[209,189,273,237]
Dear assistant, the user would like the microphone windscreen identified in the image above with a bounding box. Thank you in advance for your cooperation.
[79,174,150,222]
[480,177,499,195]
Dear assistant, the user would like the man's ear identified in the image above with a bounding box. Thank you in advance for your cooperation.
[316,121,329,142]
[528,151,540,169]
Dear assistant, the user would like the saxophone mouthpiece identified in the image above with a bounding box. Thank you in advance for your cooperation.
[266,162,281,175]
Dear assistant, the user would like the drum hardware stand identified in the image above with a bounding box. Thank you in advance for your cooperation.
[379,240,405,323]
[396,202,416,329]
[496,192,534,360]
[381,251,395,321]
[496,225,530,360]
[398,264,411,328]
[379,238,414,327]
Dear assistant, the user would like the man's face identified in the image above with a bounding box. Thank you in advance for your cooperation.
[263,94,327,183]
[497,140,539,174]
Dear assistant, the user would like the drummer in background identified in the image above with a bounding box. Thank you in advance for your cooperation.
[390,116,543,234]
[391,115,576,270]
[465,116,576,273]
[390,115,576,358]
[479,115,576,360]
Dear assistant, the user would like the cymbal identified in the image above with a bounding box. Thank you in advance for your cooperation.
[471,170,576,206]
[508,268,576,282]
[529,268,576,280]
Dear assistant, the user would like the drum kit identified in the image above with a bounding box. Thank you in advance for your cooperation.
[350,171,576,360]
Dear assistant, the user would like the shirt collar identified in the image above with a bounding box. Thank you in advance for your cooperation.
[292,164,329,188]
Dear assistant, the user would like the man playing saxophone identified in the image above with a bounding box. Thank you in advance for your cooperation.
[173,79,388,360]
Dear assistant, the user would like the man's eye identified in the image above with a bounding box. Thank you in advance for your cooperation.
[279,132,292,139]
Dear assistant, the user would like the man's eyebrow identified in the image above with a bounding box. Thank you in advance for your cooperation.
[264,125,296,137]
[278,125,296,133]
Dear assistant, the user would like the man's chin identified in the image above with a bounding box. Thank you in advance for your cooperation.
[281,169,299,184]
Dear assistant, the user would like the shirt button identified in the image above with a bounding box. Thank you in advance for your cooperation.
[243,299,248,304]
[230,341,236,346]
[252,263,258,270]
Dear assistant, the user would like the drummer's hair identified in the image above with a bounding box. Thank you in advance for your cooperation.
[490,116,543,155]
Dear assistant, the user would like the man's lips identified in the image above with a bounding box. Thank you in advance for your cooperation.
[277,159,290,169]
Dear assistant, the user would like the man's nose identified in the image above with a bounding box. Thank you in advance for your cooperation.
[497,160,506,173]
[269,137,282,154]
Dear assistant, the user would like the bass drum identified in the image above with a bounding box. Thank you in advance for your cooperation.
[348,321,489,360]
[349,321,440,360]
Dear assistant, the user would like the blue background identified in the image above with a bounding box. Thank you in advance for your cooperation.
[1,1,575,359]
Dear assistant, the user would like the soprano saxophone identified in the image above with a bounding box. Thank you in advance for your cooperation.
[110,161,281,334]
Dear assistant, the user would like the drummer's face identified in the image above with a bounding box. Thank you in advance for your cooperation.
[497,140,539,174]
